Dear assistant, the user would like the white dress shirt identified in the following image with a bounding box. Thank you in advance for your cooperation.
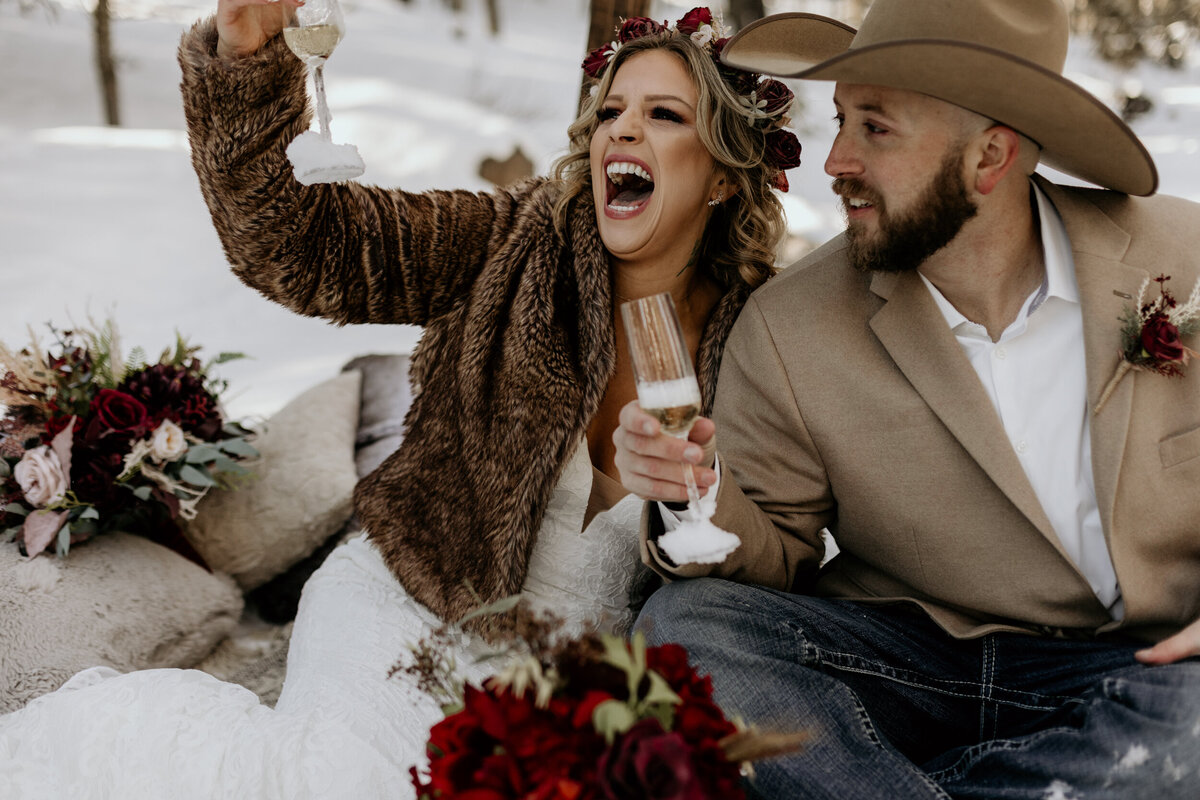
[918,182,1122,618]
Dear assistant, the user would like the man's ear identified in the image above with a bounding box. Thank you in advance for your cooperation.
[971,125,1022,196]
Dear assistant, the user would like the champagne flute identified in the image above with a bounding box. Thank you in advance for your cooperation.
[621,293,740,564]
[281,0,365,184]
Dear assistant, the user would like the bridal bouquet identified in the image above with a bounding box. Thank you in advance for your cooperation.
[0,318,257,562]
[397,600,806,799]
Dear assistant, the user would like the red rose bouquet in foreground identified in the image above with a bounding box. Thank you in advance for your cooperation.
[0,318,257,562]
[1094,274,1200,413]
[396,601,806,800]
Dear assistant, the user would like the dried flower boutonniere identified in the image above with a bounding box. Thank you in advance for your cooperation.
[1094,274,1200,414]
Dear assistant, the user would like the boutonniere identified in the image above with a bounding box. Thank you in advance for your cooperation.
[1094,274,1200,414]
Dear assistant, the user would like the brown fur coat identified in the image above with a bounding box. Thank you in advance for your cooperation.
[178,19,753,625]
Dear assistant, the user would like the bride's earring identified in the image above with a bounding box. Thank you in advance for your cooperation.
[707,191,723,207]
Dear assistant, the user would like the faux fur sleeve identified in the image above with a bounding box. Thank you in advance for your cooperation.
[177,17,519,327]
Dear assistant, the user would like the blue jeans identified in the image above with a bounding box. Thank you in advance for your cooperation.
[635,578,1200,800]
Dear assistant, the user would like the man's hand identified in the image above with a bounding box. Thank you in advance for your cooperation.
[216,0,302,62]
[612,400,717,503]
[1136,617,1200,664]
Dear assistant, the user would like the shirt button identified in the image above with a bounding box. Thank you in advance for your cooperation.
[995,347,1007,360]
[1016,440,1028,454]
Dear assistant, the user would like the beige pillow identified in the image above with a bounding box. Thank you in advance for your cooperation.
[0,533,244,713]
[185,370,362,590]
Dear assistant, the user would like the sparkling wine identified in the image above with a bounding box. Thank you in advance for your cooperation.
[638,378,701,437]
[283,24,343,60]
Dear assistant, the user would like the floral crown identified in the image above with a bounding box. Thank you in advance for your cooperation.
[582,7,803,192]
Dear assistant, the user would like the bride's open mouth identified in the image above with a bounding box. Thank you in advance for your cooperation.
[604,157,654,218]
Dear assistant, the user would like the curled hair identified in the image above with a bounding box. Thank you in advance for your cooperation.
[551,31,788,292]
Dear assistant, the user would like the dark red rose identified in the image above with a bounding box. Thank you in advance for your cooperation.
[675,7,713,36]
[598,719,703,800]
[646,644,712,702]
[583,44,613,78]
[1140,314,1185,362]
[617,17,666,43]
[44,415,78,442]
[755,78,794,116]
[674,698,737,744]
[89,389,148,437]
[764,128,803,172]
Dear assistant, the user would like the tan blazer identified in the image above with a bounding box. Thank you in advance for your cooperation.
[643,177,1200,643]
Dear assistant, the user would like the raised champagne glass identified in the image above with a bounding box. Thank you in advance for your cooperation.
[620,292,740,564]
[281,0,365,184]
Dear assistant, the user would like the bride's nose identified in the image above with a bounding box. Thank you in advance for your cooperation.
[609,109,643,143]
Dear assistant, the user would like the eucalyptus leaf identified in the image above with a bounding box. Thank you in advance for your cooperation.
[179,464,217,487]
[185,444,221,464]
[218,438,259,458]
[56,523,71,558]
[132,485,154,501]
[592,699,638,744]
[79,506,101,520]
[2,526,20,543]
[0,459,10,479]
[4,503,30,518]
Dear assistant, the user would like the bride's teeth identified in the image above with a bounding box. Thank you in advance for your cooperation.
[606,161,652,184]
[848,198,871,208]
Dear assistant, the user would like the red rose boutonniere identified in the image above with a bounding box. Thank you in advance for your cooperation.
[1094,274,1200,413]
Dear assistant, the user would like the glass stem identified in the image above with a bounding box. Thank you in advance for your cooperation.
[682,462,705,521]
[311,61,333,142]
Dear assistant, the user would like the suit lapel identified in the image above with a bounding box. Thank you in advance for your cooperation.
[868,269,1060,544]
[1036,178,1145,538]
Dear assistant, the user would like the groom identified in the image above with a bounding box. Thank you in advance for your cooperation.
[614,0,1200,797]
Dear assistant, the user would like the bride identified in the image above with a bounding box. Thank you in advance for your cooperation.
[0,3,826,796]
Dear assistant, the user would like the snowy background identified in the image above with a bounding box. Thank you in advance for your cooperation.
[3,0,1199,420]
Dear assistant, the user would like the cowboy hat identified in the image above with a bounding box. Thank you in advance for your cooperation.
[721,0,1158,196]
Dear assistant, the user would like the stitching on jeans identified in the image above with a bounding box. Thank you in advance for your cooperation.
[815,648,1072,711]
[846,684,954,798]
[981,638,995,742]
[927,724,1073,785]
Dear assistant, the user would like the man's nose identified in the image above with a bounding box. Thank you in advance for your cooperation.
[824,131,862,179]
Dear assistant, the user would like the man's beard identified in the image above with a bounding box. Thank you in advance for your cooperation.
[836,147,979,274]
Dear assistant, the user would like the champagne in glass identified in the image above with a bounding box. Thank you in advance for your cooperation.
[620,293,740,565]
[281,0,365,185]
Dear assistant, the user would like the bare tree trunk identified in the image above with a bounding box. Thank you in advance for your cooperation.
[586,0,650,53]
[94,0,120,126]
[484,0,500,36]
[581,0,650,104]
[727,0,766,32]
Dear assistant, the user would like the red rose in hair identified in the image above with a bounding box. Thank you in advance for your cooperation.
[675,7,714,36]
[1140,313,1185,362]
[582,44,613,78]
[617,17,666,44]
[756,78,794,116]
[764,128,803,172]
[89,389,148,437]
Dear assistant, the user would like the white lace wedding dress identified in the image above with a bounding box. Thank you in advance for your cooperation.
[0,440,651,799]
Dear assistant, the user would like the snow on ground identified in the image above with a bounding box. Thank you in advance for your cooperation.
[2,0,1198,419]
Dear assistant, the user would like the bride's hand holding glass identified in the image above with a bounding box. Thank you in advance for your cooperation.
[215,0,297,62]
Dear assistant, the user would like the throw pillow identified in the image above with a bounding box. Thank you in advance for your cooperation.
[0,532,244,713]
[184,369,362,590]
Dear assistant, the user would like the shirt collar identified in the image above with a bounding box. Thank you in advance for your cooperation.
[920,179,1079,331]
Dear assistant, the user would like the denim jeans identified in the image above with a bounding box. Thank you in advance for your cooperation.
[635,578,1200,800]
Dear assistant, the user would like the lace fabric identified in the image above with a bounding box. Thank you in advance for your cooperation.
[0,439,650,799]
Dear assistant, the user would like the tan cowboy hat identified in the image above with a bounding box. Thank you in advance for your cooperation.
[721,0,1158,196]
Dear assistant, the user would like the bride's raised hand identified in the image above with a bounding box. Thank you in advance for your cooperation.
[216,0,303,61]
